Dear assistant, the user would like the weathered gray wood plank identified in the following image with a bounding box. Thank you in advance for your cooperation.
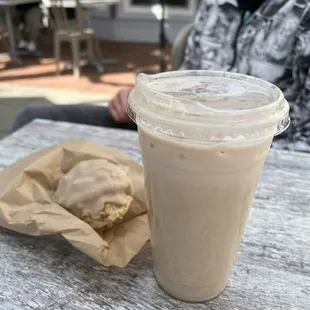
[0,120,309,310]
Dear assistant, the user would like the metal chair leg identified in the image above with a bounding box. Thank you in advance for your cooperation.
[54,35,61,75]
[93,37,104,74]
[71,39,80,78]
[87,37,94,59]
[4,7,22,65]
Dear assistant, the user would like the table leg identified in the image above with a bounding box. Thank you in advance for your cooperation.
[4,6,22,65]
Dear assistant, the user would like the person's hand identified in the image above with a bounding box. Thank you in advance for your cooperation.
[108,88,133,123]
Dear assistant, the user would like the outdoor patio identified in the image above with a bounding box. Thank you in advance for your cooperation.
[0,40,171,139]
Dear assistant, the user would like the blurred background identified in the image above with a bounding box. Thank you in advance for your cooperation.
[0,0,199,138]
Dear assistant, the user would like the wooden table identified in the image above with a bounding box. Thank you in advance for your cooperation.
[0,120,309,310]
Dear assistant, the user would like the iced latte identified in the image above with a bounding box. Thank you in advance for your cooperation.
[128,71,290,302]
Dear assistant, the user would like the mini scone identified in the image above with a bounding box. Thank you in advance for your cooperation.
[53,159,133,229]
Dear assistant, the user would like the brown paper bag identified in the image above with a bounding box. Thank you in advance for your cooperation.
[0,141,149,267]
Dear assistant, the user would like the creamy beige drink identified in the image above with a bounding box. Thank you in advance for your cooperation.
[139,128,271,301]
[128,71,290,302]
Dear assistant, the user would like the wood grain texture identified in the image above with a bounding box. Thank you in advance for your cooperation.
[0,120,309,310]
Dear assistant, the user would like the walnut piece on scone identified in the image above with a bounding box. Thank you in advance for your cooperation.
[53,159,133,229]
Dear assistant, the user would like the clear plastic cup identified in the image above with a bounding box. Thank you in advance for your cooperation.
[128,70,290,302]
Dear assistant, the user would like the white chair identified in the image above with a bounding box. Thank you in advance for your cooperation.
[49,0,103,78]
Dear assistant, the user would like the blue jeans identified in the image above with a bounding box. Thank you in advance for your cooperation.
[12,104,137,132]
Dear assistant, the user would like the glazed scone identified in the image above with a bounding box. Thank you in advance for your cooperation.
[53,159,133,229]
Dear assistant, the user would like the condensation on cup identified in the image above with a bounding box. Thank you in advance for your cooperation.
[128,70,290,302]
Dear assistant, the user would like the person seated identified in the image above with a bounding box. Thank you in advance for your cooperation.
[13,0,310,152]
[14,3,42,52]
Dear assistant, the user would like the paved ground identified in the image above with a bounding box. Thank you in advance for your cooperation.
[0,84,111,139]
[0,40,171,139]
[0,40,171,96]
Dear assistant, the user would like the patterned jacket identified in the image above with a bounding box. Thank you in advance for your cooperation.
[185,0,310,152]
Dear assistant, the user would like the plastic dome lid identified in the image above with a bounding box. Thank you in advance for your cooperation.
[128,70,290,142]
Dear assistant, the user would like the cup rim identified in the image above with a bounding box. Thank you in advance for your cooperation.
[128,70,290,141]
